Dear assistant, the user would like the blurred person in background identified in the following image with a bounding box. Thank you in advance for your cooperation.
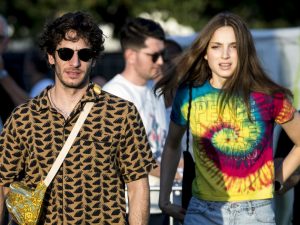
[0,14,28,123]
[23,47,54,98]
[103,17,169,225]
[104,17,168,185]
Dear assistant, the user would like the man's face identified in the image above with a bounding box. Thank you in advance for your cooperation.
[48,31,94,89]
[134,37,165,82]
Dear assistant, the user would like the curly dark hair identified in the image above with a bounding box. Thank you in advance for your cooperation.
[39,11,105,58]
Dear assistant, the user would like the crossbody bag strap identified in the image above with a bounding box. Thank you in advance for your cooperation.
[43,102,94,187]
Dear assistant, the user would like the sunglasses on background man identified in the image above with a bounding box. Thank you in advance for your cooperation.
[143,49,166,63]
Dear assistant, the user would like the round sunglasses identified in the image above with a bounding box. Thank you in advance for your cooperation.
[56,48,95,62]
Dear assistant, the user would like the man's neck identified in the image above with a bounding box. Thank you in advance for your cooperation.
[49,84,88,119]
[121,68,147,86]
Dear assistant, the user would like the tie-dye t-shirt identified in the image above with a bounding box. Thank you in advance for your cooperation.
[171,81,296,201]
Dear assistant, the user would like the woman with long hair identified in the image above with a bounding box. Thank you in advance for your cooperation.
[156,12,300,225]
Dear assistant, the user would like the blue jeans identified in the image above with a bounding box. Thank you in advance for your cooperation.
[184,197,275,225]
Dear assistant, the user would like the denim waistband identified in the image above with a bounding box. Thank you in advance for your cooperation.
[196,198,272,211]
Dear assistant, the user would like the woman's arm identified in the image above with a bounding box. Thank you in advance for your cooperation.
[159,121,186,221]
[276,112,300,186]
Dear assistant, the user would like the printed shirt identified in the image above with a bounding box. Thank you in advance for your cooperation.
[0,83,156,224]
[171,81,296,201]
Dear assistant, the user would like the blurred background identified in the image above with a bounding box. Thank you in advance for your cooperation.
[2,0,300,40]
[1,1,300,225]
[2,0,300,86]
[2,0,300,133]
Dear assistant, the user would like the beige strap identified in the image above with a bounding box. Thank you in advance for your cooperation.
[43,102,94,187]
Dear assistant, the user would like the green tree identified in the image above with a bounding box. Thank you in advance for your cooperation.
[1,0,300,40]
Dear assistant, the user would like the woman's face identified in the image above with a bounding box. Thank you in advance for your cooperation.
[204,26,238,88]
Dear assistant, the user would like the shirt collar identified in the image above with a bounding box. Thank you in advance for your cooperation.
[32,82,102,112]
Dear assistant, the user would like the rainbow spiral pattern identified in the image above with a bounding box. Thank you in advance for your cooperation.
[172,83,295,201]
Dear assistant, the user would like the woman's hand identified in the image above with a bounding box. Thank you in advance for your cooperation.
[159,201,186,222]
[275,157,300,195]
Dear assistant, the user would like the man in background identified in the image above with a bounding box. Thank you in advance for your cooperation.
[104,17,167,183]
[103,17,168,224]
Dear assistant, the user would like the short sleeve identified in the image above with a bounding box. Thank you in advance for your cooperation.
[273,93,296,124]
[0,112,26,187]
[170,86,188,126]
[118,103,157,183]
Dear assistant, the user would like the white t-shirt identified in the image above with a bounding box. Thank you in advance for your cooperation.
[103,74,167,162]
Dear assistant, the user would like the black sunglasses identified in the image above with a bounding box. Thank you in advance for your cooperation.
[144,50,165,63]
[56,48,95,62]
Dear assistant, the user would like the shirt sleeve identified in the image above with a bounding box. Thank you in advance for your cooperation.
[118,103,157,183]
[0,112,27,187]
[273,93,296,124]
[170,86,188,126]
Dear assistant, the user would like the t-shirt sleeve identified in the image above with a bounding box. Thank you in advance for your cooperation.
[0,112,26,187]
[118,103,157,183]
[273,93,296,124]
[170,86,188,126]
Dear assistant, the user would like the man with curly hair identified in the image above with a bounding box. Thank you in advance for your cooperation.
[0,11,156,225]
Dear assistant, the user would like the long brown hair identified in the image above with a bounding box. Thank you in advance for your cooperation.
[155,12,293,117]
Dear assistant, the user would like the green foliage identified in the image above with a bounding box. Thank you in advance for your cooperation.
[132,0,209,30]
[1,0,300,39]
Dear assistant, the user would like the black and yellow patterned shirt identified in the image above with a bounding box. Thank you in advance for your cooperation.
[0,83,156,224]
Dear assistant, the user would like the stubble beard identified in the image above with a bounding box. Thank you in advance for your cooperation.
[55,64,92,89]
